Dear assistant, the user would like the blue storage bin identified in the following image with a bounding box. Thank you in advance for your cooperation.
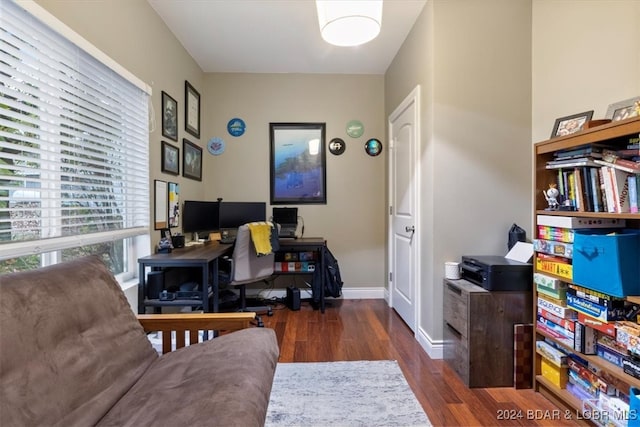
[630,387,640,427]
[573,229,640,297]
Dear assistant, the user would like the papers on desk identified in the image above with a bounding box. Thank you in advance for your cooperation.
[184,241,204,247]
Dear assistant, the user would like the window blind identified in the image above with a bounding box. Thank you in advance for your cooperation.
[0,0,150,260]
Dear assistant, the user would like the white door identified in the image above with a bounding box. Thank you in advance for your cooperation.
[388,86,420,332]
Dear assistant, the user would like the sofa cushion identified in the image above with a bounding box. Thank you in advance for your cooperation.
[0,256,158,427]
[97,327,279,427]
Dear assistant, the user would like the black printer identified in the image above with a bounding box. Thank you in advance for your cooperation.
[460,255,532,291]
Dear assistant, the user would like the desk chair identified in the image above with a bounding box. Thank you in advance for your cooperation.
[219,223,275,326]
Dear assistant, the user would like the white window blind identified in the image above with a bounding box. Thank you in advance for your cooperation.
[0,0,150,261]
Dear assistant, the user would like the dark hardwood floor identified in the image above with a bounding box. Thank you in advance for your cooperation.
[259,298,578,427]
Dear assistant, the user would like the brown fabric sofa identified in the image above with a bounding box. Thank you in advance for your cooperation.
[0,256,279,427]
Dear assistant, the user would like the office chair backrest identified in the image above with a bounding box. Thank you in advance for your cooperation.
[231,224,275,284]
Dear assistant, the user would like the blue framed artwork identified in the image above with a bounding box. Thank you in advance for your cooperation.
[270,122,326,205]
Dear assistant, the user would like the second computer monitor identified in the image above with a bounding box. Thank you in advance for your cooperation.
[218,202,266,229]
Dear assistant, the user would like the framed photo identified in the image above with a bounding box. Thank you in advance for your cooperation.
[154,179,168,230]
[606,96,640,121]
[182,138,202,181]
[270,122,326,205]
[551,110,593,138]
[184,80,200,138]
[168,182,180,228]
[161,141,179,175]
[161,91,178,141]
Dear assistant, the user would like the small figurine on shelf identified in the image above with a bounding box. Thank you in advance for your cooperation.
[543,183,560,210]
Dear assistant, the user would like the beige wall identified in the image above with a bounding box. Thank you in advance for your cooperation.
[385,0,639,357]
[202,73,387,291]
[32,0,640,351]
[35,0,206,251]
[33,1,388,292]
[532,0,640,142]
[385,0,533,355]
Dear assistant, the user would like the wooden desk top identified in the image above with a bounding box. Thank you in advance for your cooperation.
[138,241,233,264]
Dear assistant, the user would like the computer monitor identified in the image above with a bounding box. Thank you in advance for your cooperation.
[218,202,266,229]
[182,200,220,234]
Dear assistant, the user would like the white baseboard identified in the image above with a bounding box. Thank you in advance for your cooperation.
[382,288,443,360]
[416,326,444,360]
[252,286,386,300]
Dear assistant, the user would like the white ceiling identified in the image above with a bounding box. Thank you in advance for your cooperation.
[147,0,426,75]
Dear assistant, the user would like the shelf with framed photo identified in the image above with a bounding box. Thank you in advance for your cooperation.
[532,116,640,421]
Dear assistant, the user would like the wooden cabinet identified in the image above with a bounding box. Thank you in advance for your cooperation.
[444,278,532,388]
[532,117,640,419]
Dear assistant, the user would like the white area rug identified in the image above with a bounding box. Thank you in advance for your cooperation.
[265,360,432,427]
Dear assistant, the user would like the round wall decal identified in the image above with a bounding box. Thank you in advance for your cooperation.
[207,137,225,155]
[328,137,346,155]
[364,138,382,156]
[346,120,364,138]
[227,118,246,137]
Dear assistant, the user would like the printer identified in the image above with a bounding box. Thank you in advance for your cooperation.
[460,255,532,291]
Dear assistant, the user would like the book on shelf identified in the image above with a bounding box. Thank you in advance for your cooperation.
[589,167,602,213]
[616,148,640,157]
[594,158,640,174]
[630,174,639,213]
[605,166,634,213]
[553,143,612,160]
[545,157,600,169]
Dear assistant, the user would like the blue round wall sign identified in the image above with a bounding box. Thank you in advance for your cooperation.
[227,118,246,137]
[207,137,225,156]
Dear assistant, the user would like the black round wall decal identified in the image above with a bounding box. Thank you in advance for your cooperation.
[329,137,346,155]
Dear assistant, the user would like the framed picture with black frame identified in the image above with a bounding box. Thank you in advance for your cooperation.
[161,141,179,175]
[161,91,178,141]
[550,110,593,138]
[182,138,202,181]
[184,80,200,139]
[270,122,326,205]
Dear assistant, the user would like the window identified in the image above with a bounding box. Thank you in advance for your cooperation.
[0,0,151,278]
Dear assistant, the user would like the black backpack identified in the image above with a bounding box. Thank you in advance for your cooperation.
[312,247,343,302]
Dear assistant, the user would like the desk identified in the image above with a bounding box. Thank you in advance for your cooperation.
[137,237,329,314]
[276,237,327,313]
[137,241,232,314]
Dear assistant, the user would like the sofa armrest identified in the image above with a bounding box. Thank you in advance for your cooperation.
[137,312,256,354]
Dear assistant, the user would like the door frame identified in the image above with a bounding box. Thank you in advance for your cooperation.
[387,85,421,332]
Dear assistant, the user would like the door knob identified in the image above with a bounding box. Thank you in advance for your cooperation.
[405,225,415,233]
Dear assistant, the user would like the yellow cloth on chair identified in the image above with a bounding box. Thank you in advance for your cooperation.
[248,222,273,256]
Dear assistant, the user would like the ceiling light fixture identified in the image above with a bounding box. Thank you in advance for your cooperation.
[316,0,383,47]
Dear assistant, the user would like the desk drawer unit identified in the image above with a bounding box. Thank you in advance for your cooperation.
[443,279,532,388]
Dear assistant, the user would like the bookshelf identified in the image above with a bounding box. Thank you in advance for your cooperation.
[532,116,640,424]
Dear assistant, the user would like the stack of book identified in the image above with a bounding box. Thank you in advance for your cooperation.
[545,140,640,213]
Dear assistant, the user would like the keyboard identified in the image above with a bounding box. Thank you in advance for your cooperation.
[220,237,236,244]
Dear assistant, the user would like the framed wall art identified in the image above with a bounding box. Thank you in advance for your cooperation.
[270,122,326,205]
[184,80,200,138]
[161,141,179,175]
[551,110,593,138]
[182,138,202,181]
[606,96,640,121]
[161,91,178,141]
[168,182,180,228]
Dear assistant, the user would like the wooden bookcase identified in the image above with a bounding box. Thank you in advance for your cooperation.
[532,116,640,423]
